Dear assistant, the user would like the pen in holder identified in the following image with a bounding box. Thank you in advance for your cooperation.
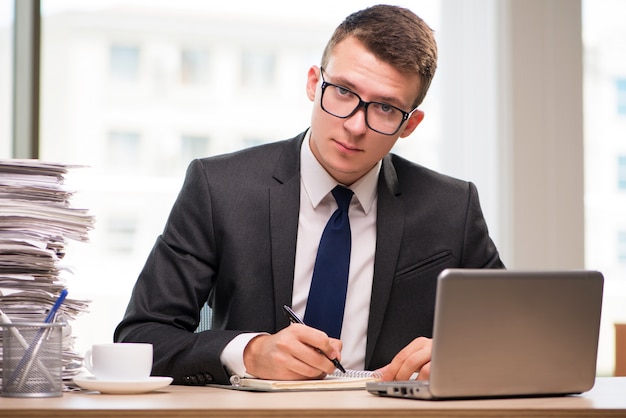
[1,322,64,397]
[1,289,67,398]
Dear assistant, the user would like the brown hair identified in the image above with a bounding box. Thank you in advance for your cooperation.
[321,4,437,108]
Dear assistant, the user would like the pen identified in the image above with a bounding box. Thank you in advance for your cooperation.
[282,305,346,373]
[44,288,68,323]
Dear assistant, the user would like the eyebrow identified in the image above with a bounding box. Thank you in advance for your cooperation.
[326,74,409,110]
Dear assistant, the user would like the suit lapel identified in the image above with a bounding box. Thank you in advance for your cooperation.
[365,155,404,368]
[269,134,304,330]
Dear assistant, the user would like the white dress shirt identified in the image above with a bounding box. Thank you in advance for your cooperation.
[220,131,379,374]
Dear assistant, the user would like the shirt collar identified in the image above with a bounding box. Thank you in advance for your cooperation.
[301,130,380,214]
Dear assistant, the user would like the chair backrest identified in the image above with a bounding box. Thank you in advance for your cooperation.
[194,303,213,333]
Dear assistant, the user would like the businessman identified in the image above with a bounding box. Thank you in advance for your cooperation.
[114,4,504,386]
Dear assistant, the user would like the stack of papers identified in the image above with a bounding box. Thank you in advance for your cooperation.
[0,159,94,382]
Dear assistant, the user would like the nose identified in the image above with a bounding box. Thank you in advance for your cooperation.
[343,104,368,135]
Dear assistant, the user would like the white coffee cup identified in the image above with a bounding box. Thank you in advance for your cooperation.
[84,343,153,381]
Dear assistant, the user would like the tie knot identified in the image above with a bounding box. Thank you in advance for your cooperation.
[332,186,353,212]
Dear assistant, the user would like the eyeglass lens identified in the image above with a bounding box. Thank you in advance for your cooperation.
[321,83,406,135]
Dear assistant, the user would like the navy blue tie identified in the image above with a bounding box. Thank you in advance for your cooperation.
[304,185,353,339]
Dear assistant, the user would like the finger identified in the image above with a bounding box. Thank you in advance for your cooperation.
[417,362,431,381]
[393,350,430,380]
[380,337,432,381]
[291,343,337,376]
[328,338,343,362]
[292,326,342,373]
[286,325,339,375]
[244,328,329,380]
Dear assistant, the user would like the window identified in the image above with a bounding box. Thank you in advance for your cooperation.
[618,78,626,116]
[584,0,626,376]
[619,231,626,264]
[242,137,265,149]
[110,44,140,82]
[37,0,444,357]
[12,0,615,379]
[619,155,626,190]
[0,0,13,157]
[107,131,140,171]
[180,135,209,167]
[181,49,210,85]
[105,215,138,254]
[241,50,275,88]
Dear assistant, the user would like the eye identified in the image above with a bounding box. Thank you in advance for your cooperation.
[373,102,397,115]
[380,103,394,113]
[334,85,354,98]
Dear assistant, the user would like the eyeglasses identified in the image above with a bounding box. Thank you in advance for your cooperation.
[319,67,418,136]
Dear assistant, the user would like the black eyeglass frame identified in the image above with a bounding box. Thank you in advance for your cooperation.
[319,67,419,136]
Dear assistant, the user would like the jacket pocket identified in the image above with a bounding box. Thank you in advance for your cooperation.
[393,250,453,283]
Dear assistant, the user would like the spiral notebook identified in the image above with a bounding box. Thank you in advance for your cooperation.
[225,369,381,392]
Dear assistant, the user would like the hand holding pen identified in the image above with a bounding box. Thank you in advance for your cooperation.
[282,305,346,373]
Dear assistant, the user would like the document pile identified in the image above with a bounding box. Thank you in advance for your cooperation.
[0,159,94,382]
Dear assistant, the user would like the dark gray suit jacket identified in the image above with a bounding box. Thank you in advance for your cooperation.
[114,131,504,385]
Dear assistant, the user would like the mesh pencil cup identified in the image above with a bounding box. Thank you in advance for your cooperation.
[1,322,64,397]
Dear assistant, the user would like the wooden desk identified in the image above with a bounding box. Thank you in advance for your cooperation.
[1,377,625,418]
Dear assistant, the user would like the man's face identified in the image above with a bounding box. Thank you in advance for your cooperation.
[306,36,424,186]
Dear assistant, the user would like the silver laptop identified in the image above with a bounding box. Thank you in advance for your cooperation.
[367,268,604,400]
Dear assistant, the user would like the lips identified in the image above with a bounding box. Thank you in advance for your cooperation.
[334,138,361,153]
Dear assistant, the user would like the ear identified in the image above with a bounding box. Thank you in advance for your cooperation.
[398,110,425,138]
[306,66,320,102]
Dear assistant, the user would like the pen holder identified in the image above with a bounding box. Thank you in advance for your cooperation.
[1,322,64,398]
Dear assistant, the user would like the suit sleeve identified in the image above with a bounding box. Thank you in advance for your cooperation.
[114,159,237,386]
[461,182,505,268]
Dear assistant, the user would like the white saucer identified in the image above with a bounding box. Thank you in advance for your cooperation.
[73,375,173,394]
